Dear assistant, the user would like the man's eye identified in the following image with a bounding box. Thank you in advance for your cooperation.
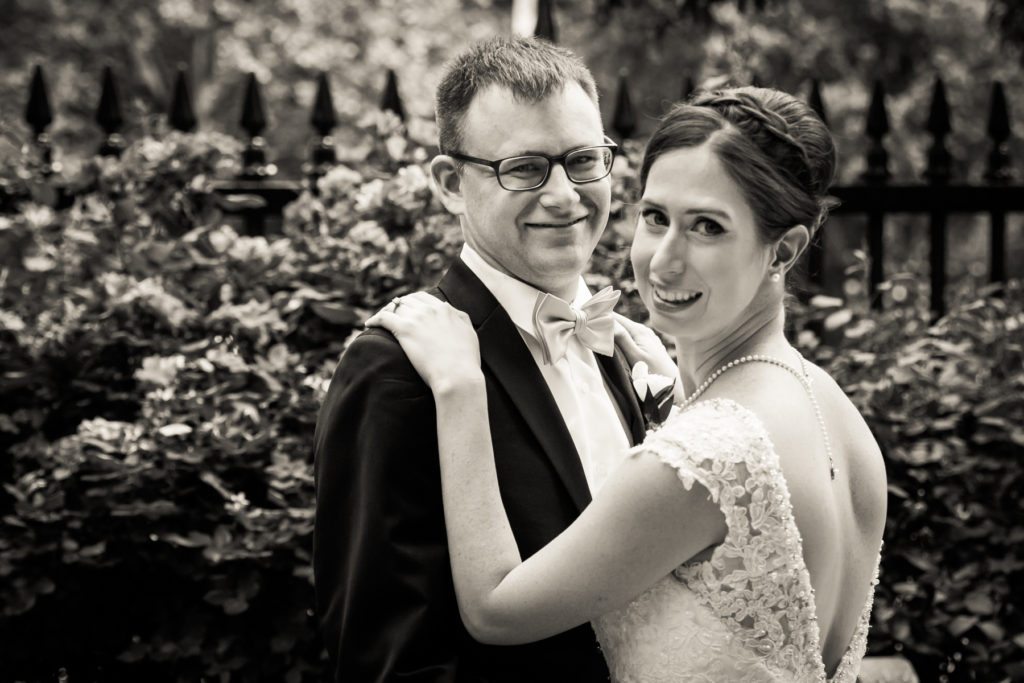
[569,153,598,167]
[504,161,545,176]
[640,208,669,227]
[693,218,725,236]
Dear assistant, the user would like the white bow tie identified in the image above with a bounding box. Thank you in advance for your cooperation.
[531,286,621,365]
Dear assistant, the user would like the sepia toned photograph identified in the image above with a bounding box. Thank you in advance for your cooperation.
[1,0,1021,681]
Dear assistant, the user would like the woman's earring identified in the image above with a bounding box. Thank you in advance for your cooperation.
[770,272,781,283]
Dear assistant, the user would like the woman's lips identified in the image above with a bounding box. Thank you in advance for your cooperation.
[652,289,703,311]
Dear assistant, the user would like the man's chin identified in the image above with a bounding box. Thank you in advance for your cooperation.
[522,257,588,291]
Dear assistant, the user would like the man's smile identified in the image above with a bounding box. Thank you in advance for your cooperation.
[524,215,588,228]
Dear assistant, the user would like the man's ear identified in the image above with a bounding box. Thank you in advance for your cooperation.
[771,224,811,274]
[430,155,466,215]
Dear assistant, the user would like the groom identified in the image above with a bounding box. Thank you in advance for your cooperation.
[313,36,646,682]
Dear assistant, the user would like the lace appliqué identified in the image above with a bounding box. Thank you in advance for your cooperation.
[592,398,880,683]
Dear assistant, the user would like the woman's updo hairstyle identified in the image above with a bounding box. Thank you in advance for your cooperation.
[640,86,838,246]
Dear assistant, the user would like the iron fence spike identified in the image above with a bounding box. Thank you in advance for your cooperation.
[25,64,53,136]
[169,66,197,132]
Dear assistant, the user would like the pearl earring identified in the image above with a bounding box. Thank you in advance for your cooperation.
[770,272,781,283]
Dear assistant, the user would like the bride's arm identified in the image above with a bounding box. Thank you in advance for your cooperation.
[435,379,724,644]
[367,294,727,645]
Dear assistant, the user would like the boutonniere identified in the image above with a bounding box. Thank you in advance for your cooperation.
[630,361,676,428]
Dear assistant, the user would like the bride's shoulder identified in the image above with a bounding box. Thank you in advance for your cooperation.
[691,360,824,433]
[650,396,776,465]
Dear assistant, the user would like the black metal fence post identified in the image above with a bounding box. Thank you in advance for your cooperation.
[682,77,695,102]
[239,72,273,179]
[211,72,300,237]
[25,65,58,177]
[612,70,636,141]
[924,78,952,318]
[168,66,197,133]
[863,80,891,310]
[534,0,557,43]
[305,71,338,190]
[380,69,405,122]
[986,81,1012,287]
[807,79,829,290]
[96,66,125,157]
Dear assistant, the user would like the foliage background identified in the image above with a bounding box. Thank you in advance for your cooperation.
[2,0,1022,302]
[1,0,1023,681]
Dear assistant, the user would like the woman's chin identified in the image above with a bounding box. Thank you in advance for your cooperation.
[644,308,690,339]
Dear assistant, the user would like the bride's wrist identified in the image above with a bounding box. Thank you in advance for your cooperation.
[431,371,486,400]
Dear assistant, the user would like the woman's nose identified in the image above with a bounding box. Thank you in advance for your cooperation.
[649,231,686,276]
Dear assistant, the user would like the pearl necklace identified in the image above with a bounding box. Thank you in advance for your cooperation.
[679,353,836,480]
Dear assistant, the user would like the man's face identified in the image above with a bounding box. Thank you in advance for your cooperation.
[453,83,611,297]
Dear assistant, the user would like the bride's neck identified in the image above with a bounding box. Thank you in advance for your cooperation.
[674,307,792,395]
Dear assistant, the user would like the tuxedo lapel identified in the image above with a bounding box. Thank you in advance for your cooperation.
[596,350,647,446]
[438,259,592,513]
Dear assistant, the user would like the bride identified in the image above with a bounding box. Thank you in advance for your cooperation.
[367,86,887,682]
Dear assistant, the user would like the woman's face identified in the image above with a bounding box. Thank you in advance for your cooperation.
[631,142,775,344]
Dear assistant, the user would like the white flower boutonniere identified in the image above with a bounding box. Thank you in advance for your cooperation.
[631,361,676,428]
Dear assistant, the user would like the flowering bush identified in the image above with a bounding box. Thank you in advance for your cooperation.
[791,286,1024,682]
[0,113,458,681]
[1,114,1021,681]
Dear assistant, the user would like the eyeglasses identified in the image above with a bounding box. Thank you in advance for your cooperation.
[445,139,619,191]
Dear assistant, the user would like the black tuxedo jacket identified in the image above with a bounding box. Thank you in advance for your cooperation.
[313,258,647,682]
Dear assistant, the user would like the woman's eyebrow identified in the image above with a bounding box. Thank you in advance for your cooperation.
[682,208,731,220]
[638,200,731,221]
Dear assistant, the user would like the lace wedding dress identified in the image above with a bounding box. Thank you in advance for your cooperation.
[592,398,880,683]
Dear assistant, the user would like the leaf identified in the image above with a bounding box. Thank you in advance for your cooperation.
[978,621,1005,641]
[810,295,844,308]
[0,415,18,433]
[892,581,919,597]
[203,588,232,605]
[887,484,910,498]
[948,615,978,636]
[159,532,211,548]
[309,301,361,326]
[78,541,107,558]
[891,618,912,641]
[215,193,267,211]
[158,423,193,437]
[904,552,938,572]
[824,309,853,330]
[23,254,56,272]
[222,597,249,615]
[964,591,996,615]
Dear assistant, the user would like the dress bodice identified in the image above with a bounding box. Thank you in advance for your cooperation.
[592,399,880,683]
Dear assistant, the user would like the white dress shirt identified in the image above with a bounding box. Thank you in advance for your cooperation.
[460,244,632,494]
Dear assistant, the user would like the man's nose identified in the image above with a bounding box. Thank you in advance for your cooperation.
[538,162,581,209]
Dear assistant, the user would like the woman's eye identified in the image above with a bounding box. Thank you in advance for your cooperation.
[640,208,669,228]
[693,218,725,236]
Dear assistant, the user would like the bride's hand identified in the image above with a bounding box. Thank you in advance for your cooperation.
[612,312,680,385]
[365,292,483,394]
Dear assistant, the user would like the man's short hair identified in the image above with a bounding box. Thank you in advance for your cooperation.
[435,36,600,155]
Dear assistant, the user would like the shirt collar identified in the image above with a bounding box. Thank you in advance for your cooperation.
[460,243,592,338]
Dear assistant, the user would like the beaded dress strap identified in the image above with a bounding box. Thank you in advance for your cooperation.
[680,351,835,480]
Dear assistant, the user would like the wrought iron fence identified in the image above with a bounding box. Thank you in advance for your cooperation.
[606,74,1021,318]
[4,51,1020,318]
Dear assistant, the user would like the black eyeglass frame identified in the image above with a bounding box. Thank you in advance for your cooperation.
[444,137,620,191]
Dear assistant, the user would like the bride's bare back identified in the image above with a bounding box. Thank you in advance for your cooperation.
[717,360,888,675]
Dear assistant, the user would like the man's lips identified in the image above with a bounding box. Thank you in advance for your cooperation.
[524,215,588,228]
